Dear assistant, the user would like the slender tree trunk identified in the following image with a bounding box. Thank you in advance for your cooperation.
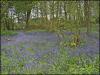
[25,10,31,28]
[52,1,55,19]
[84,1,91,35]
[56,1,59,19]
[5,13,10,30]
[17,13,20,23]
[36,3,39,19]
[64,1,67,20]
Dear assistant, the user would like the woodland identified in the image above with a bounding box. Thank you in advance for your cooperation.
[1,1,99,74]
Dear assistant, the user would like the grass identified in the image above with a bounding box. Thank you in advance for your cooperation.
[47,44,99,74]
[1,45,99,74]
[27,48,36,54]
[1,30,18,36]
[24,29,48,33]
[1,29,99,74]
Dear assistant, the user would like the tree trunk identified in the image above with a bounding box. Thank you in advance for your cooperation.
[64,1,67,20]
[25,10,31,28]
[5,13,10,30]
[84,1,91,35]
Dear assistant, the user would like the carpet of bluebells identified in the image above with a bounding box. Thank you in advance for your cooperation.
[1,31,99,74]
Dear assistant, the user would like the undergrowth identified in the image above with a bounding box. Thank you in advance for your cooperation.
[1,30,18,36]
[1,45,99,74]
[48,47,99,74]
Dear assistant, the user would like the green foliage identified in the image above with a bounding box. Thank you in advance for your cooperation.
[1,1,99,74]
[48,49,99,74]
[14,1,33,13]
[1,43,99,74]
[27,48,35,54]
[61,34,86,48]
[1,30,18,36]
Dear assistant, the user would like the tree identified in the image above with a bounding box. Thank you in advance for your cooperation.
[84,1,91,35]
[14,1,33,29]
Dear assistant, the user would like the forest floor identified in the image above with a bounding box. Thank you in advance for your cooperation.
[1,31,99,73]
